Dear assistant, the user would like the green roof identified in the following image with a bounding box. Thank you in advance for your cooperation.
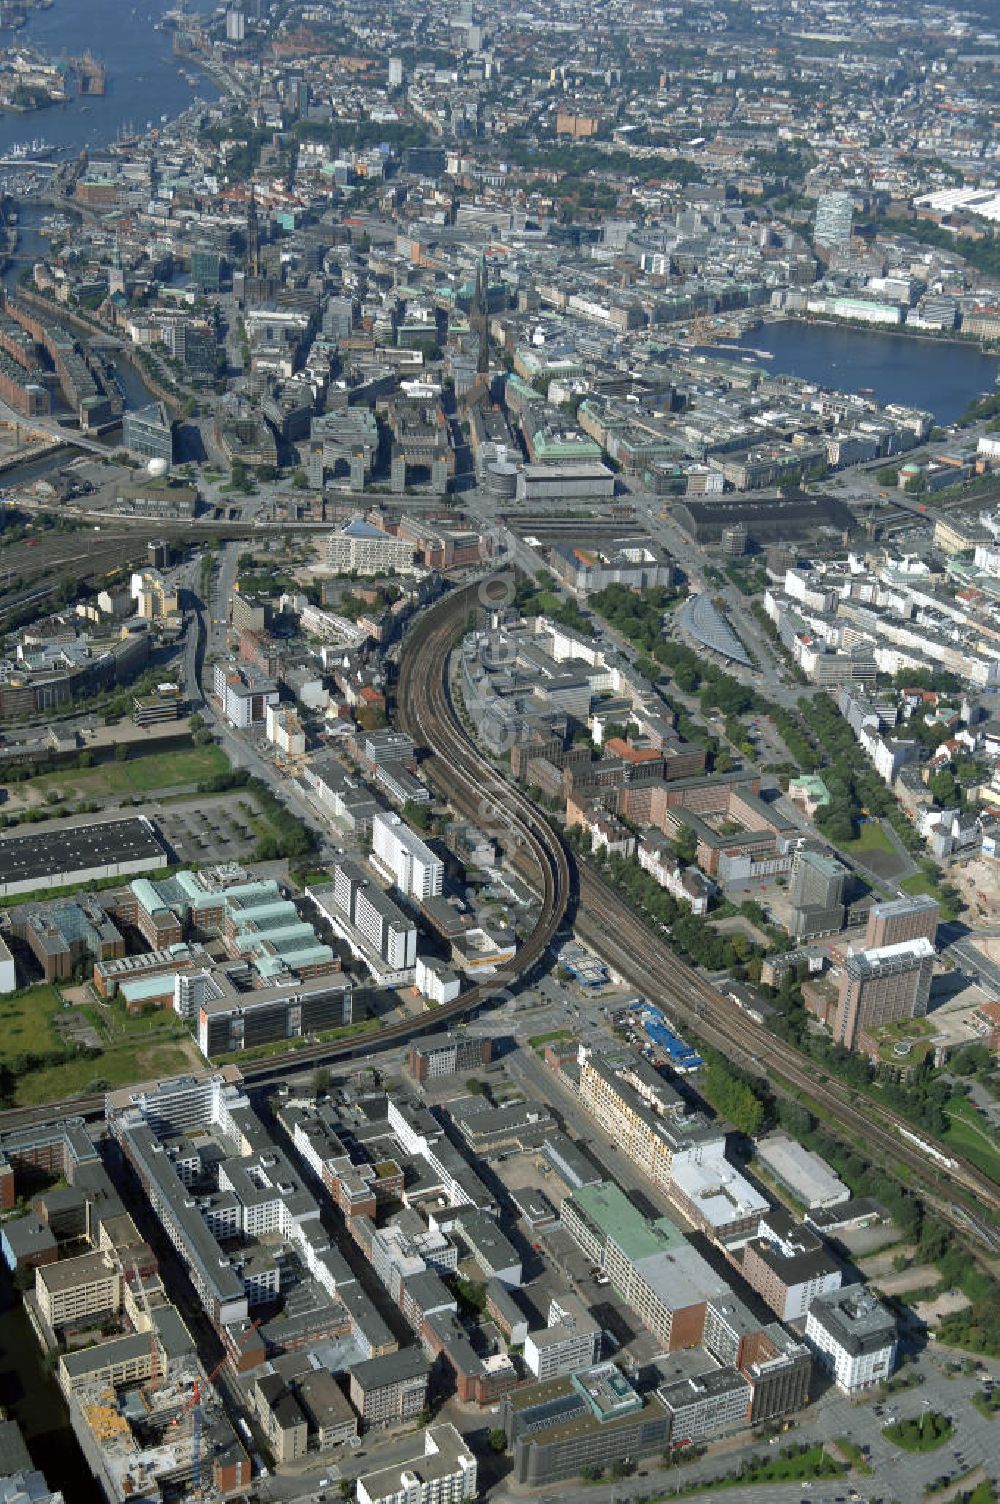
[569,1181,684,1259]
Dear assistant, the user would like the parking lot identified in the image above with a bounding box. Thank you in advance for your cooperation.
[155,794,261,866]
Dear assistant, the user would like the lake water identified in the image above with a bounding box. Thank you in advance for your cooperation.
[0,0,218,156]
[732,319,1000,424]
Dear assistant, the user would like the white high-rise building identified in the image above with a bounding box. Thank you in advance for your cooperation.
[372,812,444,900]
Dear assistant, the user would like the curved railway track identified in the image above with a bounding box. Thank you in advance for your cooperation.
[0,577,571,1132]
[3,573,999,1250]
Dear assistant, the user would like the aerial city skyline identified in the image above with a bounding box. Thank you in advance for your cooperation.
[0,1,999,1502]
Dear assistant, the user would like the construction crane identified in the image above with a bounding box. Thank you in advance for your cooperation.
[184,1319,261,1497]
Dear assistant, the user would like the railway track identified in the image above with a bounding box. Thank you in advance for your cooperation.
[575,862,1000,1228]
[4,571,998,1255]
[0,578,571,1132]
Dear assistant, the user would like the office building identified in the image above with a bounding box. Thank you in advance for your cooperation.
[356,1424,476,1504]
[834,937,934,1050]
[814,192,854,247]
[122,402,174,465]
[35,1250,121,1330]
[372,812,444,900]
[505,1364,669,1487]
[213,660,279,729]
[523,1295,601,1381]
[561,1182,728,1350]
[657,1366,751,1443]
[739,1209,842,1321]
[864,894,939,950]
[0,933,15,993]
[788,848,847,938]
[804,1286,897,1393]
[408,1033,491,1083]
[388,56,404,86]
[349,1349,430,1429]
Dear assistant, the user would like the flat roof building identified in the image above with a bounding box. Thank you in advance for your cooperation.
[356,1424,476,1504]
[805,1286,896,1393]
[754,1136,850,1211]
[0,817,168,899]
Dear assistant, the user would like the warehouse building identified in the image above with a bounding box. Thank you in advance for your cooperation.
[0,817,168,900]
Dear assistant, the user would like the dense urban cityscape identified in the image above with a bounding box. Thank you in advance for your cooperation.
[2,0,1000,1502]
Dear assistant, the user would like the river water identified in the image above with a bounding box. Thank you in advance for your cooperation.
[0,0,218,156]
[733,319,1000,424]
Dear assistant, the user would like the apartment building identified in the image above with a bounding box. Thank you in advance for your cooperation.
[577,1050,720,1195]
[309,866,417,984]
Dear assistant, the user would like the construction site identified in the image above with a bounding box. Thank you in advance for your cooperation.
[71,1354,249,1503]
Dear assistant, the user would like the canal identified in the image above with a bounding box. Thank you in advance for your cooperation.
[0,5,220,1473]
[732,318,1000,424]
[0,1265,102,1503]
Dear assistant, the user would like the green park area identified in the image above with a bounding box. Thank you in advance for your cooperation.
[18,744,230,803]
[0,983,198,1107]
[840,820,896,859]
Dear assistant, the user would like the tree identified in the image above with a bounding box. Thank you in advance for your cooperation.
[292,468,308,489]
[313,1066,331,1096]
[114,744,129,763]
[487,1429,507,1454]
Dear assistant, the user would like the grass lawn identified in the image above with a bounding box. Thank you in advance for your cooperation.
[842,821,895,857]
[943,1100,1000,1188]
[13,1037,197,1106]
[833,1438,873,1475]
[23,744,230,802]
[528,1028,573,1050]
[675,1444,844,1494]
[0,985,200,1106]
[900,871,939,899]
[0,984,63,1063]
